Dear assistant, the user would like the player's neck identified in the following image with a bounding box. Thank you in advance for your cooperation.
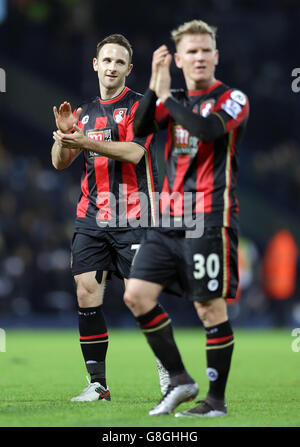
[187,76,217,93]
[99,84,126,101]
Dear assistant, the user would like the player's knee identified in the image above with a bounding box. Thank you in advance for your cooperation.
[123,291,132,307]
[194,298,227,325]
[194,300,212,322]
[77,289,92,307]
[123,281,144,311]
[76,283,99,307]
[123,288,140,310]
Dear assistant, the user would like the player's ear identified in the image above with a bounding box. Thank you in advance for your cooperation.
[174,53,182,69]
[127,63,133,76]
[214,49,219,66]
[93,57,98,72]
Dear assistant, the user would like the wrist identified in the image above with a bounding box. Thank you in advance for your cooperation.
[86,137,104,155]
[57,124,73,134]
[159,92,171,103]
[149,73,157,91]
[84,136,94,151]
[149,81,155,91]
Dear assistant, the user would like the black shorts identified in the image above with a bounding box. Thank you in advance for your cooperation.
[130,227,239,302]
[71,229,145,279]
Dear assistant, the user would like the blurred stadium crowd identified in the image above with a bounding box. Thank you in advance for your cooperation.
[0,0,299,327]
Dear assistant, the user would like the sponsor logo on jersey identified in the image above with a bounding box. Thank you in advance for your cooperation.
[113,108,127,123]
[200,99,215,117]
[87,128,112,157]
[230,90,246,106]
[82,115,89,124]
[172,125,199,157]
[221,99,242,119]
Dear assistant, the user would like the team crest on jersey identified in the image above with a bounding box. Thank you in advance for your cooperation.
[200,99,215,117]
[113,108,127,123]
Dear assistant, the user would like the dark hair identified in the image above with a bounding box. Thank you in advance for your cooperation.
[96,34,133,64]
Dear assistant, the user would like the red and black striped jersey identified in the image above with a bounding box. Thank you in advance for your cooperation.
[74,87,158,232]
[153,80,249,229]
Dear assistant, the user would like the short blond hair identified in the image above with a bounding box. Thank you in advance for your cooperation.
[171,19,217,49]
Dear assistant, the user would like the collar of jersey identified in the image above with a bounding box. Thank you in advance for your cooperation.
[187,80,222,97]
[98,87,129,104]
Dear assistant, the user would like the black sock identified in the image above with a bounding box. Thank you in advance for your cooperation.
[205,320,234,401]
[136,304,185,376]
[78,305,108,388]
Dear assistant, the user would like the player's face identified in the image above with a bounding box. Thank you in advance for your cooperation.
[174,33,219,89]
[93,43,133,91]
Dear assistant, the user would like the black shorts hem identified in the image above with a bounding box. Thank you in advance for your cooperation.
[71,266,114,277]
[129,273,164,286]
[130,273,185,298]
[190,294,236,302]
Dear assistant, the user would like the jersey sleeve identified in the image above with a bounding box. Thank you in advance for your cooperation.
[163,88,249,142]
[125,100,154,152]
[163,96,224,142]
[133,89,169,137]
[154,98,170,128]
[212,89,249,132]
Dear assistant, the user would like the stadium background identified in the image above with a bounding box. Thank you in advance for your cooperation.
[0,0,299,330]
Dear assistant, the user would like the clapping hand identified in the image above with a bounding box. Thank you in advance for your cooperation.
[53,124,87,150]
[53,102,82,134]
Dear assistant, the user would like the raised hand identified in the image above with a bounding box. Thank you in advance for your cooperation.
[155,53,172,102]
[53,102,82,134]
[149,45,171,91]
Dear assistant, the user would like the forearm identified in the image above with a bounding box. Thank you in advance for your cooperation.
[51,141,80,170]
[164,97,225,142]
[84,139,145,165]
[133,89,158,137]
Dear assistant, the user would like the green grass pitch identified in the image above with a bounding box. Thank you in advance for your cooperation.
[0,328,299,427]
